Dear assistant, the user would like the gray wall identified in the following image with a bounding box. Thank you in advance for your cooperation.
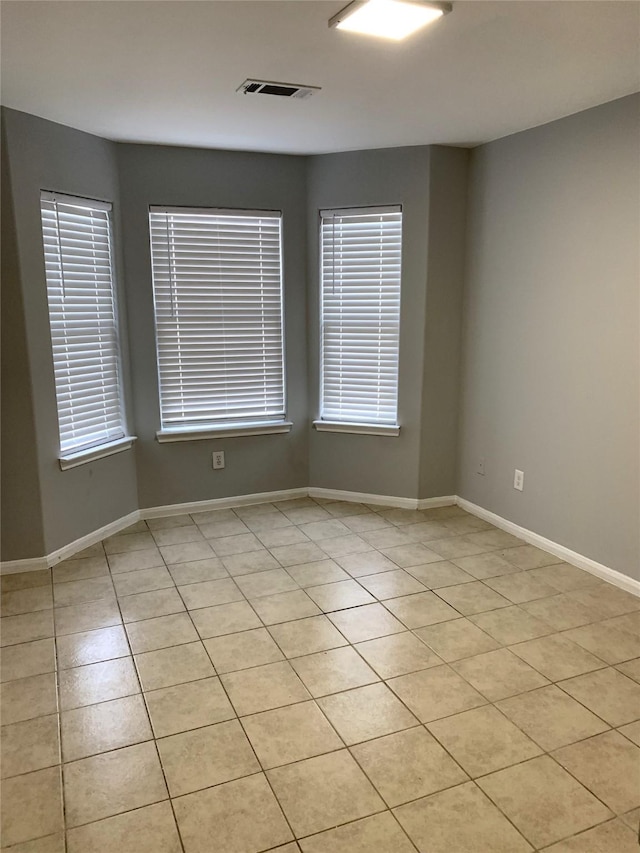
[307,147,431,499]
[458,94,640,579]
[1,116,45,559]
[2,108,139,557]
[419,146,469,498]
[115,143,309,509]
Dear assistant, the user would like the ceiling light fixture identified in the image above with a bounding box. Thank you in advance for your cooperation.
[329,0,451,41]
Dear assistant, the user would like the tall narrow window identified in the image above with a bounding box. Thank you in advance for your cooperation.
[317,206,402,435]
[41,192,130,464]
[149,207,287,439]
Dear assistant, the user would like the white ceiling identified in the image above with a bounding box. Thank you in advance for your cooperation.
[1,0,639,154]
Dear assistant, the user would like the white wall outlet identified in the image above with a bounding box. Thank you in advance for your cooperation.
[514,469,524,491]
[212,451,225,470]
[477,458,485,476]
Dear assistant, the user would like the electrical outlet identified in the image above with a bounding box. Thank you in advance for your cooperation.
[514,469,524,491]
[212,451,225,470]
[477,458,485,476]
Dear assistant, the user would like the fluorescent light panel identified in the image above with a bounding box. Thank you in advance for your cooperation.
[330,0,451,40]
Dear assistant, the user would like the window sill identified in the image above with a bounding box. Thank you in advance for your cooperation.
[59,436,137,470]
[156,421,293,443]
[313,420,400,437]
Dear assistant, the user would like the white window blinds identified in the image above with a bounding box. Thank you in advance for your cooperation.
[41,191,126,456]
[149,207,285,431]
[320,206,402,426]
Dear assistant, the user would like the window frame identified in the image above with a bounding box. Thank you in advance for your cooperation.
[148,206,291,441]
[315,204,402,437]
[40,190,135,469]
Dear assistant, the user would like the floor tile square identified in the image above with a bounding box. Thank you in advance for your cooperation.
[484,571,558,603]
[152,526,205,547]
[112,567,174,597]
[204,627,284,673]
[104,532,155,555]
[553,731,640,813]
[145,676,234,737]
[436,581,510,615]
[470,604,553,644]
[53,556,109,584]
[0,714,60,778]
[0,638,56,682]
[118,587,185,623]
[358,569,427,599]
[336,551,398,577]
[427,704,541,777]
[559,667,640,726]
[355,631,441,677]
[53,599,122,635]
[158,718,259,796]
[66,801,182,853]
[189,600,261,638]
[256,527,309,550]
[0,672,58,724]
[209,533,264,557]
[523,592,598,630]
[167,558,227,584]
[568,585,640,620]
[328,602,405,643]
[361,526,415,550]
[306,580,375,612]
[56,625,130,668]
[618,720,640,746]
[563,621,640,664]
[541,818,640,853]
[282,506,331,524]
[415,618,500,661]
[135,641,214,690]
[267,749,385,837]
[380,543,443,568]
[107,548,164,575]
[177,577,243,609]
[298,519,351,541]
[290,646,378,697]
[159,541,215,565]
[268,615,348,658]
[59,657,140,710]
[1,586,52,617]
[53,577,115,608]
[1,569,52,592]
[384,591,459,628]
[428,537,491,560]
[477,755,612,848]
[617,658,640,682]
[249,589,320,624]
[269,542,328,567]
[605,611,640,637]
[61,694,152,761]
[406,561,475,589]
[221,550,281,576]
[466,529,523,549]
[316,535,372,559]
[235,568,299,599]
[496,684,609,750]
[222,661,311,715]
[402,520,454,543]
[125,612,198,653]
[318,682,418,744]
[242,700,343,769]
[197,518,249,539]
[450,551,521,578]
[387,665,486,722]
[351,726,467,807]
[497,545,560,570]
[452,648,549,700]
[0,766,63,847]
[0,610,54,647]
[285,560,350,587]
[299,811,415,853]
[63,741,168,827]
[394,781,532,852]
[173,772,293,853]
[510,634,605,680]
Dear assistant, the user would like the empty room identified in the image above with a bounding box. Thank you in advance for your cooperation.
[1,1,639,851]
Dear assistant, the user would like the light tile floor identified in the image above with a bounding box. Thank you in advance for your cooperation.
[1,498,640,852]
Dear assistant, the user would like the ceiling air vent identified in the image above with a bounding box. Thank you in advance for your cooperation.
[237,79,321,100]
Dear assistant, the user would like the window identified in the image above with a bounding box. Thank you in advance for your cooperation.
[317,205,402,436]
[40,192,131,467]
[149,207,288,440]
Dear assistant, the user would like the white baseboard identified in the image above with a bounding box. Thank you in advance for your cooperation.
[309,487,416,509]
[140,488,309,519]
[457,498,640,598]
[417,495,458,510]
